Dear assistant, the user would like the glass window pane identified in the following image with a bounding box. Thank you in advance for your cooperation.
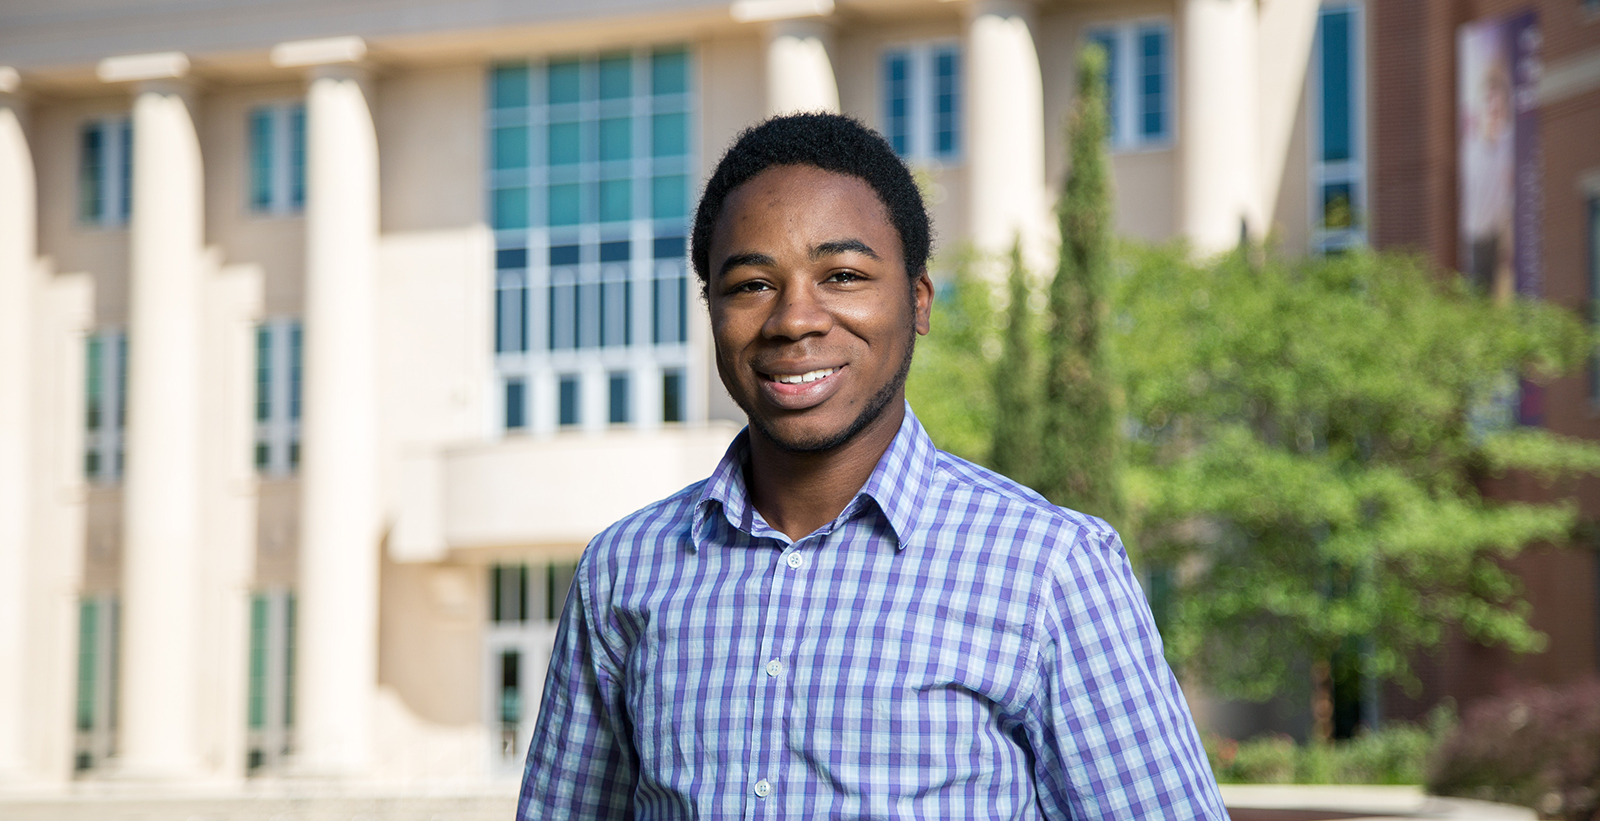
[289,106,306,208]
[117,121,132,222]
[652,175,687,219]
[578,282,601,348]
[599,240,631,262]
[653,235,685,259]
[1139,28,1167,138]
[548,183,580,226]
[548,60,582,104]
[558,376,580,426]
[548,121,580,166]
[288,325,302,421]
[654,268,685,344]
[662,369,684,423]
[496,273,527,353]
[599,179,631,223]
[598,117,631,162]
[491,64,530,109]
[255,327,271,422]
[882,52,910,156]
[504,379,527,430]
[651,112,687,157]
[935,48,960,156]
[79,125,103,222]
[493,187,529,230]
[493,125,529,170]
[549,244,580,266]
[496,248,528,269]
[549,284,577,349]
[1320,10,1353,162]
[1321,181,1356,229]
[76,600,97,732]
[608,373,630,423]
[248,595,267,729]
[652,49,689,95]
[86,336,103,431]
[598,54,631,99]
[602,280,630,347]
[250,109,274,210]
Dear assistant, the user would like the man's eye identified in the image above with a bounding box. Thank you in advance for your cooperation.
[731,280,771,293]
[827,270,864,283]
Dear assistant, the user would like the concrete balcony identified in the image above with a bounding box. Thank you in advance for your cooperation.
[391,423,741,562]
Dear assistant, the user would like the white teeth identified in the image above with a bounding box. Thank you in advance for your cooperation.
[773,368,837,384]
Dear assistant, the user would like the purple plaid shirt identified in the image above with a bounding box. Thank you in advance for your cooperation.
[519,405,1226,820]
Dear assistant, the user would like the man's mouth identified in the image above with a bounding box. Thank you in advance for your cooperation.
[766,367,839,385]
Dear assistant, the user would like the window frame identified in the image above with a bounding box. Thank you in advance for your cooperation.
[78,117,132,227]
[246,102,307,217]
[880,39,963,164]
[1308,1,1368,253]
[1082,18,1175,153]
[254,317,302,477]
[84,328,126,484]
[486,48,698,437]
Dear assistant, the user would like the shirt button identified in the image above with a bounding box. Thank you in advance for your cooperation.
[765,659,783,677]
[754,779,772,798]
[785,552,804,569]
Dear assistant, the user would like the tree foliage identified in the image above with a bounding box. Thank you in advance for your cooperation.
[1114,243,1600,702]
[1037,42,1125,528]
[991,241,1041,482]
[906,247,996,465]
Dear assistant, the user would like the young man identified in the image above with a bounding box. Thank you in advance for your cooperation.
[519,113,1226,820]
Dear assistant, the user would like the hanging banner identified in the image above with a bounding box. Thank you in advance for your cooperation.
[1458,10,1543,424]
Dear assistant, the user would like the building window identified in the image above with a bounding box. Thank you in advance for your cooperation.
[246,590,295,773]
[882,42,961,162]
[254,318,302,476]
[1310,3,1366,251]
[74,594,119,773]
[488,47,696,435]
[504,378,528,431]
[79,117,132,226]
[558,375,580,427]
[84,330,126,483]
[248,103,306,215]
[608,372,630,424]
[1085,22,1172,151]
[486,562,576,768]
[662,368,685,423]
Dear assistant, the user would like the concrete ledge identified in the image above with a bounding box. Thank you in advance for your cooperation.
[1221,785,1538,821]
[0,787,517,821]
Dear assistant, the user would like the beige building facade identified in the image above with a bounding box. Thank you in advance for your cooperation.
[0,0,1345,791]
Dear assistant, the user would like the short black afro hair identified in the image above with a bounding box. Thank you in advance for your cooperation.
[690,113,932,293]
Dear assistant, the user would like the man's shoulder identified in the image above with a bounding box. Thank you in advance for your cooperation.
[920,448,1121,565]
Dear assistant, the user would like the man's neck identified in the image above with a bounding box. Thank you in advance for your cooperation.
[745,402,906,543]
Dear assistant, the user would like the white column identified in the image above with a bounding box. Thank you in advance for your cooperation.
[1180,0,1262,255]
[103,52,206,780]
[965,0,1047,270]
[765,19,840,116]
[0,67,34,783]
[274,37,380,776]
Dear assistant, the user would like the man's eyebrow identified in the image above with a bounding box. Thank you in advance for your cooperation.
[811,239,880,261]
[717,251,775,279]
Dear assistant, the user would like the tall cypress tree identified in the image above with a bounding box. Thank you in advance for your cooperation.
[1038,43,1123,527]
[990,240,1039,485]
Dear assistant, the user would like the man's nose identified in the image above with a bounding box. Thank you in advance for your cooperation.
[762,283,832,340]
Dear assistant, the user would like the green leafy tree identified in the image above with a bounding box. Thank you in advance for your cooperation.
[991,241,1041,483]
[1115,244,1600,739]
[1038,43,1124,528]
[906,247,998,465]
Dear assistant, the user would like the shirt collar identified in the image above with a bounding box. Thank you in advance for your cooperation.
[691,403,937,551]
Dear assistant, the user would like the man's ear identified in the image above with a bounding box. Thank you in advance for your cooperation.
[912,269,933,336]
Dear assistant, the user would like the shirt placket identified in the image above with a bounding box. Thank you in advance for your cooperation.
[743,528,816,819]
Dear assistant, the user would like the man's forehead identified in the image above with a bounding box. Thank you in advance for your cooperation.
[715,164,894,235]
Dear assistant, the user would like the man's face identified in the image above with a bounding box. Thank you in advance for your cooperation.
[707,164,933,454]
